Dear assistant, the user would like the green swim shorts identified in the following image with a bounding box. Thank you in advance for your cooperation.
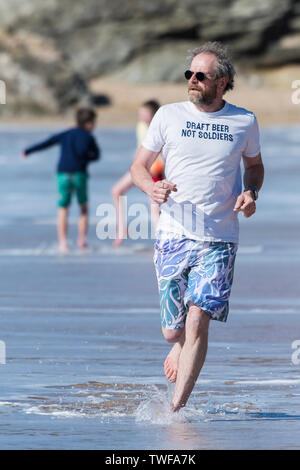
[56,172,88,207]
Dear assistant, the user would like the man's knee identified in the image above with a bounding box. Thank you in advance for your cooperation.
[162,327,183,343]
[186,303,210,337]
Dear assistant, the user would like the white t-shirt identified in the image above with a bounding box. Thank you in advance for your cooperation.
[142,100,260,243]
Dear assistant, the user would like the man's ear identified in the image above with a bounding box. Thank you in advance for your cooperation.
[218,77,228,92]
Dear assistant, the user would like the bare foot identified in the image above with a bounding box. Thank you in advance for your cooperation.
[77,239,88,249]
[164,342,182,383]
[59,242,69,254]
[112,237,124,247]
[170,402,183,413]
[112,230,128,247]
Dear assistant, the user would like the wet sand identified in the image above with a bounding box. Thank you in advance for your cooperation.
[0,126,299,449]
[0,242,299,449]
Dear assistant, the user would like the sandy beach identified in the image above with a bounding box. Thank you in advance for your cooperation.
[0,124,299,449]
[1,0,300,451]
[89,66,300,127]
[1,66,300,128]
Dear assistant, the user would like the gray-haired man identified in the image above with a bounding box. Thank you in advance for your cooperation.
[131,42,264,412]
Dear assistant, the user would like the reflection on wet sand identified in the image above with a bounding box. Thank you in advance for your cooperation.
[0,127,300,449]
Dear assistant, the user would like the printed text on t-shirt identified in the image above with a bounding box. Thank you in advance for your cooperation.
[182,121,233,141]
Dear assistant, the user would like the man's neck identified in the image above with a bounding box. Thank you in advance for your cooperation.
[192,98,226,114]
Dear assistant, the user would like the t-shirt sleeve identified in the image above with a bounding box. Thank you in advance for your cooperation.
[25,132,64,155]
[141,107,166,152]
[243,114,261,158]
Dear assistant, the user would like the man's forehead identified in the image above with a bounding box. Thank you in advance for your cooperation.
[190,53,216,72]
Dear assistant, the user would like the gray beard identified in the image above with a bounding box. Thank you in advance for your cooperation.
[188,87,217,106]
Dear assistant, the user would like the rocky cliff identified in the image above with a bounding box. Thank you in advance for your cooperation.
[0,0,300,114]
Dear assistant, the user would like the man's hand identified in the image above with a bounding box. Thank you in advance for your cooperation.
[233,190,256,218]
[151,179,177,204]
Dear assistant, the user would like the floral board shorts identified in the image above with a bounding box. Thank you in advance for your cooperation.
[153,230,238,329]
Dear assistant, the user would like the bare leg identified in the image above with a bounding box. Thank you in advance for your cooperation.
[163,328,185,383]
[111,172,133,247]
[171,303,210,412]
[77,203,88,248]
[57,207,69,253]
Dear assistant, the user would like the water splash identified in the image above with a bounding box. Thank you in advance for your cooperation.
[135,387,187,425]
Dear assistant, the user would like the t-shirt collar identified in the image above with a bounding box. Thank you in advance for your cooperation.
[188,100,229,118]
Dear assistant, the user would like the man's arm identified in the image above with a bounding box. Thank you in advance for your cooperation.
[243,152,264,192]
[23,132,64,157]
[233,152,264,218]
[130,146,177,203]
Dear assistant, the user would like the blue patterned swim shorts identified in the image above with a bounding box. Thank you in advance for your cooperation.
[153,231,238,329]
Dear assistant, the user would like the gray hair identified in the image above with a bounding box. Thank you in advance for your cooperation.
[188,42,236,93]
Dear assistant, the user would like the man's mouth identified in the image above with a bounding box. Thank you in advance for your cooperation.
[189,87,201,92]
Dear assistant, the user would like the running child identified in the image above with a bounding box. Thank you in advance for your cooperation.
[112,100,164,247]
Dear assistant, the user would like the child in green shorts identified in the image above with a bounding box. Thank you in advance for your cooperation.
[23,108,100,253]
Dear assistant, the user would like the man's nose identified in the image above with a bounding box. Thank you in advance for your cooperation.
[190,73,198,83]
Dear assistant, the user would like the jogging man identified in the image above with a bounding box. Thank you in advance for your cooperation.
[130,42,264,412]
[23,108,100,253]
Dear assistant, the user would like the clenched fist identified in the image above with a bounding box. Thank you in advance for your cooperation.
[233,190,256,218]
[150,179,177,204]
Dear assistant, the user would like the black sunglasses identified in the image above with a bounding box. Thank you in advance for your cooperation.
[184,70,208,82]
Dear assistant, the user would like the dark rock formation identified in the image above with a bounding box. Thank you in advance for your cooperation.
[0,0,299,113]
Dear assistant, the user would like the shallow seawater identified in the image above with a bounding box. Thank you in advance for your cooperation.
[0,125,299,449]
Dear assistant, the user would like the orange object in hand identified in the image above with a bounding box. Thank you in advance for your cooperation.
[150,159,164,177]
